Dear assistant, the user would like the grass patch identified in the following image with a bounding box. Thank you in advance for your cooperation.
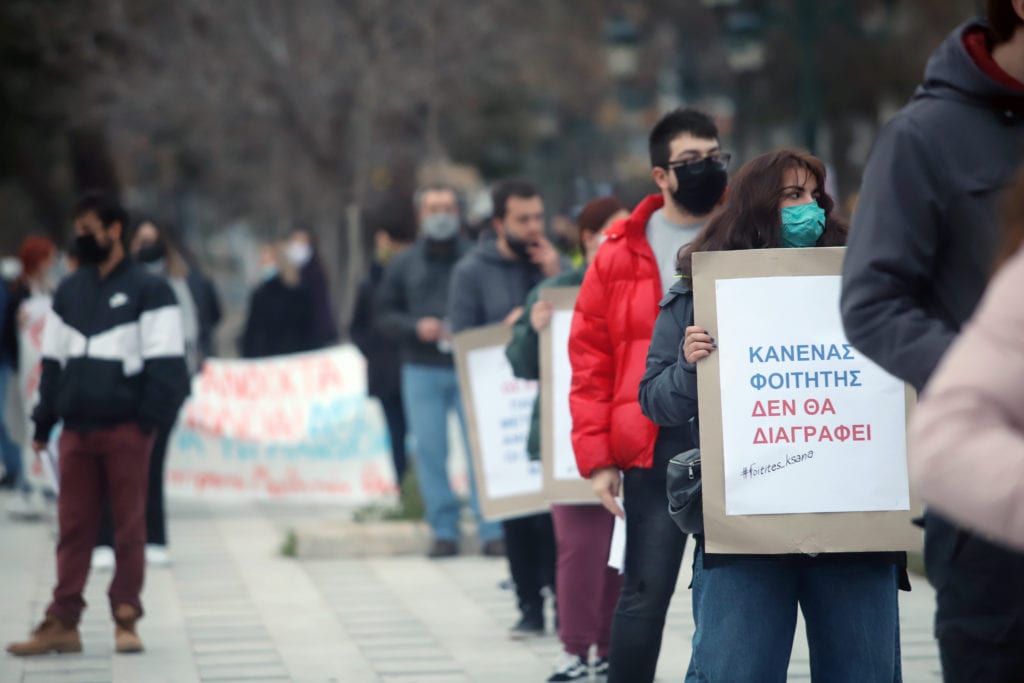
[353,467,425,523]
[280,528,298,558]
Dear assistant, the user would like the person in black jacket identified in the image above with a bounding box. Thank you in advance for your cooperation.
[376,184,505,560]
[840,7,1024,679]
[351,198,416,486]
[6,191,190,657]
[240,243,318,359]
[288,229,338,348]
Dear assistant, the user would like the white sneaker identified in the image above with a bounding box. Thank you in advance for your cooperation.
[547,652,589,682]
[92,545,115,571]
[145,544,171,567]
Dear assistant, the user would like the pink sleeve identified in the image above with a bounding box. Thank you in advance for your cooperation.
[909,249,1024,550]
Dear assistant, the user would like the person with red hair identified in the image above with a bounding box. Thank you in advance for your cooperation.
[1,236,58,493]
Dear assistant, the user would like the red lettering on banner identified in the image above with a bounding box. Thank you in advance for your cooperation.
[183,401,305,441]
[196,354,356,403]
[751,424,874,445]
[168,467,368,497]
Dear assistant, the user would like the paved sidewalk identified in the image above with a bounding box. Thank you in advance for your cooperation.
[0,497,942,682]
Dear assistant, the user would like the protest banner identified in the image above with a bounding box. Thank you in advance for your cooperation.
[165,345,397,503]
[453,324,547,520]
[16,295,56,490]
[539,287,592,503]
[692,247,921,554]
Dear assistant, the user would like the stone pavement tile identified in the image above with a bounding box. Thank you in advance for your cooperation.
[188,625,270,641]
[218,513,377,682]
[348,635,437,648]
[374,660,467,676]
[370,557,549,681]
[198,662,289,678]
[380,675,471,683]
[194,651,283,666]
[22,673,110,683]
[190,640,274,655]
[360,645,454,661]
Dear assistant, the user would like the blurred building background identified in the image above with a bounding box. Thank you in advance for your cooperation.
[0,0,981,352]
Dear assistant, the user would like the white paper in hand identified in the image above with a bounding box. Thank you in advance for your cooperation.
[39,448,59,495]
[607,497,626,575]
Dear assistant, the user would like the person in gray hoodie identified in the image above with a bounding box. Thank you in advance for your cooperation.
[840,5,1024,680]
[448,178,567,640]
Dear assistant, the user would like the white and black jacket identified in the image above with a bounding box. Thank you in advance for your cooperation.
[32,258,191,442]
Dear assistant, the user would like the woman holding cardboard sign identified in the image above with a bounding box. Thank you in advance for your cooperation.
[639,149,904,682]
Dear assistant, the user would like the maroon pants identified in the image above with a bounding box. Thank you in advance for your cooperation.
[551,504,624,659]
[47,423,154,627]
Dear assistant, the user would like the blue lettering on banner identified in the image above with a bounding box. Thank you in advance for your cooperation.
[749,344,856,364]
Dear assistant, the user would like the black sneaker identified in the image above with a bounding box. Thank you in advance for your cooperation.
[547,653,588,681]
[593,656,609,678]
[427,539,459,558]
[508,612,544,640]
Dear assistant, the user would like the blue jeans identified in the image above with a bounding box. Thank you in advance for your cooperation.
[690,541,900,682]
[401,364,502,543]
[0,366,22,484]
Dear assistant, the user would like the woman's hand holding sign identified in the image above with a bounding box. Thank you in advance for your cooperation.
[683,326,716,364]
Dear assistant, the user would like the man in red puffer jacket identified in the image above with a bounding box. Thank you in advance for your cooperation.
[569,108,728,683]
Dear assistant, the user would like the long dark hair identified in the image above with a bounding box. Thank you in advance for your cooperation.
[676,148,848,278]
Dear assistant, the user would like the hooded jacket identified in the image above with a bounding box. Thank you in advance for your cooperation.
[448,238,565,333]
[841,19,1024,392]
[569,195,664,477]
[840,19,1024,644]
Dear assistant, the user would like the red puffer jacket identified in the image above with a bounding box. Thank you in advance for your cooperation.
[570,194,664,476]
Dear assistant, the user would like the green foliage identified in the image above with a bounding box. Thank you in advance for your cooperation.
[280,528,298,558]
[352,467,425,523]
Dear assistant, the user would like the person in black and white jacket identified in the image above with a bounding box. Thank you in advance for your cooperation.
[6,191,190,657]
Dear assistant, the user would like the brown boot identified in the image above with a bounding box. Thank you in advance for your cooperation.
[113,605,144,654]
[6,616,82,656]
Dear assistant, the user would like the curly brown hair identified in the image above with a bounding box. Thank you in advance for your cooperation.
[676,148,848,278]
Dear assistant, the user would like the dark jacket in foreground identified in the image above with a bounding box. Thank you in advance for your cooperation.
[842,18,1024,391]
[375,238,468,367]
[840,18,1024,642]
[33,259,190,442]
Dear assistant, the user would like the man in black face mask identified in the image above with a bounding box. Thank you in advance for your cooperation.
[567,107,726,683]
[7,192,189,657]
[448,178,568,639]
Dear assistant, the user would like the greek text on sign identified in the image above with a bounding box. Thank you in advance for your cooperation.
[715,275,909,516]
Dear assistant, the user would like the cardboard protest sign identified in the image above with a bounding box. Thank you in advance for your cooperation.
[166,345,397,503]
[539,287,593,504]
[453,324,547,520]
[693,248,921,554]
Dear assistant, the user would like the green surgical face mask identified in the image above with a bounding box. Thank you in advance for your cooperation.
[780,201,825,248]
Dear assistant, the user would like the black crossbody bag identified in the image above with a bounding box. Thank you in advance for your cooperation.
[666,416,703,535]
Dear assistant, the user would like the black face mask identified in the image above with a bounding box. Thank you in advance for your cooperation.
[671,159,728,217]
[136,242,167,264]
[504,233,534,262]
[75,233,113,264]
